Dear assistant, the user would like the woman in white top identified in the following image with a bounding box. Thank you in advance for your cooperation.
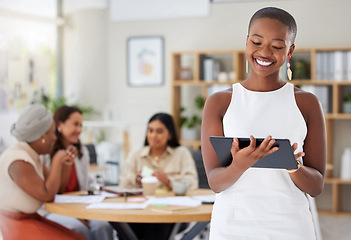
[0,104,84,240]
[201,7,326,240]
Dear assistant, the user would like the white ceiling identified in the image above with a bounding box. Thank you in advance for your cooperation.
[110,0,210,22]
[212,0,286,3]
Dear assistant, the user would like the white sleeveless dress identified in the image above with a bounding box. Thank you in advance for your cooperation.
[209,83,316,240]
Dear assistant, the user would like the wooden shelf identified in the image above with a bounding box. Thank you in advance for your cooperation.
[172,47,351,217]
[180,140,201,150]
[325,178,351,185]
[325,114,351,120]
[318,210,351,217]
[318,178,351,216]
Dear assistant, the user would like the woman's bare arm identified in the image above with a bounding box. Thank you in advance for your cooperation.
[290,88,326,197]
[9,150,75,202]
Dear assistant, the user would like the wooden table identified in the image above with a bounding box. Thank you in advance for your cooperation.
[45,188,214,240]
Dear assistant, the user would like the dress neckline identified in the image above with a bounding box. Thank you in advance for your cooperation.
[238,82,290,94]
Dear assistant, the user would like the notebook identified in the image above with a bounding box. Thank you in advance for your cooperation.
[209,136,298,169]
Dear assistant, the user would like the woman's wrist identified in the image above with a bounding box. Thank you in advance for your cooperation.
[166,178,172,190]
[287,159,302,173]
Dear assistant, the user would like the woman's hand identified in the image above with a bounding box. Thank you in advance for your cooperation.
[64,145,77,165]
[136,172,142,186]
[153,170,171,189]
[230,135,278,172]
[292,142,305,160]
[52,145,77,166]
[286,143,304,174]
[55,145,78,193]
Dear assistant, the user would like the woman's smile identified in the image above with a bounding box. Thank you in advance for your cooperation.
[255,57,274,67]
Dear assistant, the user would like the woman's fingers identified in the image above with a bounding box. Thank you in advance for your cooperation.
[291,142,304,160]
[231,136,280,171]
[66,145,77,158]
[54,150,73,165]
[261,136,273,148]
[66,145,77,161]
[61,145,78,165]
[252,136,278,159]
[152,170,168,185]
[248,135,256,149]
[295,151,305,160]
[292,142,298,152]
[230,138,240,156]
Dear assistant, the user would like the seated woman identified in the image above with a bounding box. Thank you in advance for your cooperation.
[42,105,114,240]
[0,104,84,240]
[119,112,198,190]
[117,112,198,240]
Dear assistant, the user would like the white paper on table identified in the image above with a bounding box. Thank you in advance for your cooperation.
[148,196,202,207]
[54,195,105,204]
[191,195,215,203]
[86,202,149,210]
[105,186,143,194]
[100,191,120,198]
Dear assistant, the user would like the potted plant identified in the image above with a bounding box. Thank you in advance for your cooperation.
[179,96,204,141]
[343,93,351,114]
[31,89,97,117]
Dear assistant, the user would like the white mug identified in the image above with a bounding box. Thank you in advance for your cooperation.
[172,180,189,196]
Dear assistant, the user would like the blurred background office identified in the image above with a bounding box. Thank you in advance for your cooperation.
[1,1,351,239]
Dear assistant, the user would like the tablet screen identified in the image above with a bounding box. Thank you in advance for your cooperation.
[209,136,298,169]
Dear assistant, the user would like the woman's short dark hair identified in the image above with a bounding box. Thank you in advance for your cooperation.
[144,113,180,148]
[248,7,297,44]
[51,105,83,159]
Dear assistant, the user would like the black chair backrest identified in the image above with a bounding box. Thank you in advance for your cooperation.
[85,144,97,164]
[193,150,210,189]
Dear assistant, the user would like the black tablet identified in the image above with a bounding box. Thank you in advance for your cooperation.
[209,136,298,169]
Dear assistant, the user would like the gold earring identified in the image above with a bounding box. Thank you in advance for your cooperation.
[246,59,249,74]
[41,138,45,144]
[287,55,292,80]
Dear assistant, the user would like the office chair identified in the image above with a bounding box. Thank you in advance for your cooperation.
[192,150,210,189]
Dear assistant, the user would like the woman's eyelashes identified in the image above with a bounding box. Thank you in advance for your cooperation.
[251,41,284,50]
[251,41,261,46]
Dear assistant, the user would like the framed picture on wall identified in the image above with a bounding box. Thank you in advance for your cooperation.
[127,36,164,87]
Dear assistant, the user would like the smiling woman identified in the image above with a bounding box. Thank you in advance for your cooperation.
[117,112,199,240]
[41,105,115,240]
[201,7,326,240]
[119,112,198,190]
[246,17,295,87]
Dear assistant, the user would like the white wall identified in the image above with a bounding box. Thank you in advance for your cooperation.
[63,10,108,112]
[64,0,351,151]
